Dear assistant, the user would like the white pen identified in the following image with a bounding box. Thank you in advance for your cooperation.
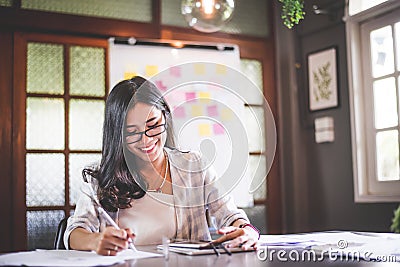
[95,204,138,252]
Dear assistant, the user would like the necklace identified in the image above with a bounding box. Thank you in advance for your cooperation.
[147,153,168,193]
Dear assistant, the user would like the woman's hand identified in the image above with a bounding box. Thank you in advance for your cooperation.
[95,227,135,256]
[216,226,259,250]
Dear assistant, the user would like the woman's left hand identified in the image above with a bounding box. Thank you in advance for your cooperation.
[216,226,259,250]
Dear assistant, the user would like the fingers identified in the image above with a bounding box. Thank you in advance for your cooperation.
[96,227,134,255]
[214,228,244,244]
[216,226,258,251]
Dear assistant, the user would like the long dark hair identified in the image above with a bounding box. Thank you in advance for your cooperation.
[83,76,175,212]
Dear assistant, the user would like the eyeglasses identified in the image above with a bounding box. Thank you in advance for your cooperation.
[124,123,167,144]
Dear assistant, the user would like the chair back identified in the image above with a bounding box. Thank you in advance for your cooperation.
[54,218,68,249]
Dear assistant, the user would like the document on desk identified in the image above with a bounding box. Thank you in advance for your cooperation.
[0,249,162,266]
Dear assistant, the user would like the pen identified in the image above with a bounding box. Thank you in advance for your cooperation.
[82,185,138,252]
[96,204,138,252]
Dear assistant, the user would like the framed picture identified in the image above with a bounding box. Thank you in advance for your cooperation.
[307,47,338,111]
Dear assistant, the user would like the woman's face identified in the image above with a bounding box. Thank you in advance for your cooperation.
[125,102,167,164]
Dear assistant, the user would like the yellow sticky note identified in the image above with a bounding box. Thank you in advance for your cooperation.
[221,108,233,121]
[191,105,203,116]
[145,65,158,77]
[124,72,137,80]
[198,91,211,103]
[194,63,206,75]
[198,124,211,136]
[216,64,227,74]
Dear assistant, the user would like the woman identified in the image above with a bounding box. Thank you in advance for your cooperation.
[64,76,260,255]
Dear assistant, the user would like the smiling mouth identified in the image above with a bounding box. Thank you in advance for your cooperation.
[139,141,157,153]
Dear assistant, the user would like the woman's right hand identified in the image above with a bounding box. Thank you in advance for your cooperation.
[95,227,135,256]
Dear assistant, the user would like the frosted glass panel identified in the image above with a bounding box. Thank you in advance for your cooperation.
[69,100,104,150]
[240,59,263,105]
[21,0,152,22]
[373,78,397,129]
[70,46,105,97]
[27,210,65,250]
[0,0,13,7]
[26,153,65,207]
[69,153,101,205]
[27,43,64,95]
[26,97,65,150]
[370,26,394,78]
[244,106,265,152]
[247,155,267,200]
[376,130,399,181]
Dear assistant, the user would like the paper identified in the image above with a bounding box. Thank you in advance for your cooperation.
[172,106,186,119]
[194,63,206,75]
[198,124,211,136]
[0,249,162,266]
[207,105,219,117]
[124,72,137,80]
[145,65,158,77]
[216,64,227,74]
[191,105,203,116]
[213,123,225,135]
[198,91,211,103]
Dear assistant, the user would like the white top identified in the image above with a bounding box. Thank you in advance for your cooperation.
[117,192,177,245]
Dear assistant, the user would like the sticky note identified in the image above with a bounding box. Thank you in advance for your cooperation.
[173,106,186,118]
[213,123,225,135]
[170,66,181,78]
[145,65,158,77]
[216,64,227,74]
[221,108,233,121]
[185,92,197,102]
[194,63,206,75]
[207,105,219,117]
[199,91,211,103]
[155,80,167,91]
[191,105,203,116]
[124,72,136,80]
[198,124,211,136]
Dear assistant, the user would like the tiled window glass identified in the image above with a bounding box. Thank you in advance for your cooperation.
[70,46,105,97]
[21,0,152,22]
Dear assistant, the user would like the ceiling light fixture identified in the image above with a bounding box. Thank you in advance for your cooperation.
[181,0,235,33]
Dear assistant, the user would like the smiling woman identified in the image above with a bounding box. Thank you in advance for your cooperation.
[64,76,260,255]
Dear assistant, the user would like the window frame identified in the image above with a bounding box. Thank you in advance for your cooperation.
[346,0,400,202]
[13,32,108,250]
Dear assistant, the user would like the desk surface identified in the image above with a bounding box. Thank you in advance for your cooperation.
[115,246,397,267]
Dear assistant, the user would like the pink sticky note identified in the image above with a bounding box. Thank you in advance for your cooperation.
[170,66,181,78]
[185,92,196,102]
[173,106,186,118]
[213,123,225,135]
[155,80,167,91]
[207,105,218,117]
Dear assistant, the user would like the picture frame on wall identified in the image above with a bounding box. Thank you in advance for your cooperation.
[307,47,338,111]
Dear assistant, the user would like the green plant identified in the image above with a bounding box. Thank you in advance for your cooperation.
[391,205,400,233]
[279,0,305,29]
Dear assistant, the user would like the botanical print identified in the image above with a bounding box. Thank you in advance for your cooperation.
[313,61,332,102]
[308,48,338,111]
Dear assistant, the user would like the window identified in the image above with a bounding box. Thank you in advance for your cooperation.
[14,34,107,249]
[346,1,400,201]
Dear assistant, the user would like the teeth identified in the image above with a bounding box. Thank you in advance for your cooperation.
[141,143,155,151]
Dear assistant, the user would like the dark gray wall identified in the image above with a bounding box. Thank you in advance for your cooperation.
[274,0,398,233]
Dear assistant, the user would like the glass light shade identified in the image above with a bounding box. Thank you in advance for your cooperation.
[181,0,235,33]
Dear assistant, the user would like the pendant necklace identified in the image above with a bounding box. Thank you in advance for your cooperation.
[148,153,168,193]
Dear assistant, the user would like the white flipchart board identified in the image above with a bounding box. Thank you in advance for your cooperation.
[109,39,253,208]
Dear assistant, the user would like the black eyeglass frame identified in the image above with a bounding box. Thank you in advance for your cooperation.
[124,123,167,144]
